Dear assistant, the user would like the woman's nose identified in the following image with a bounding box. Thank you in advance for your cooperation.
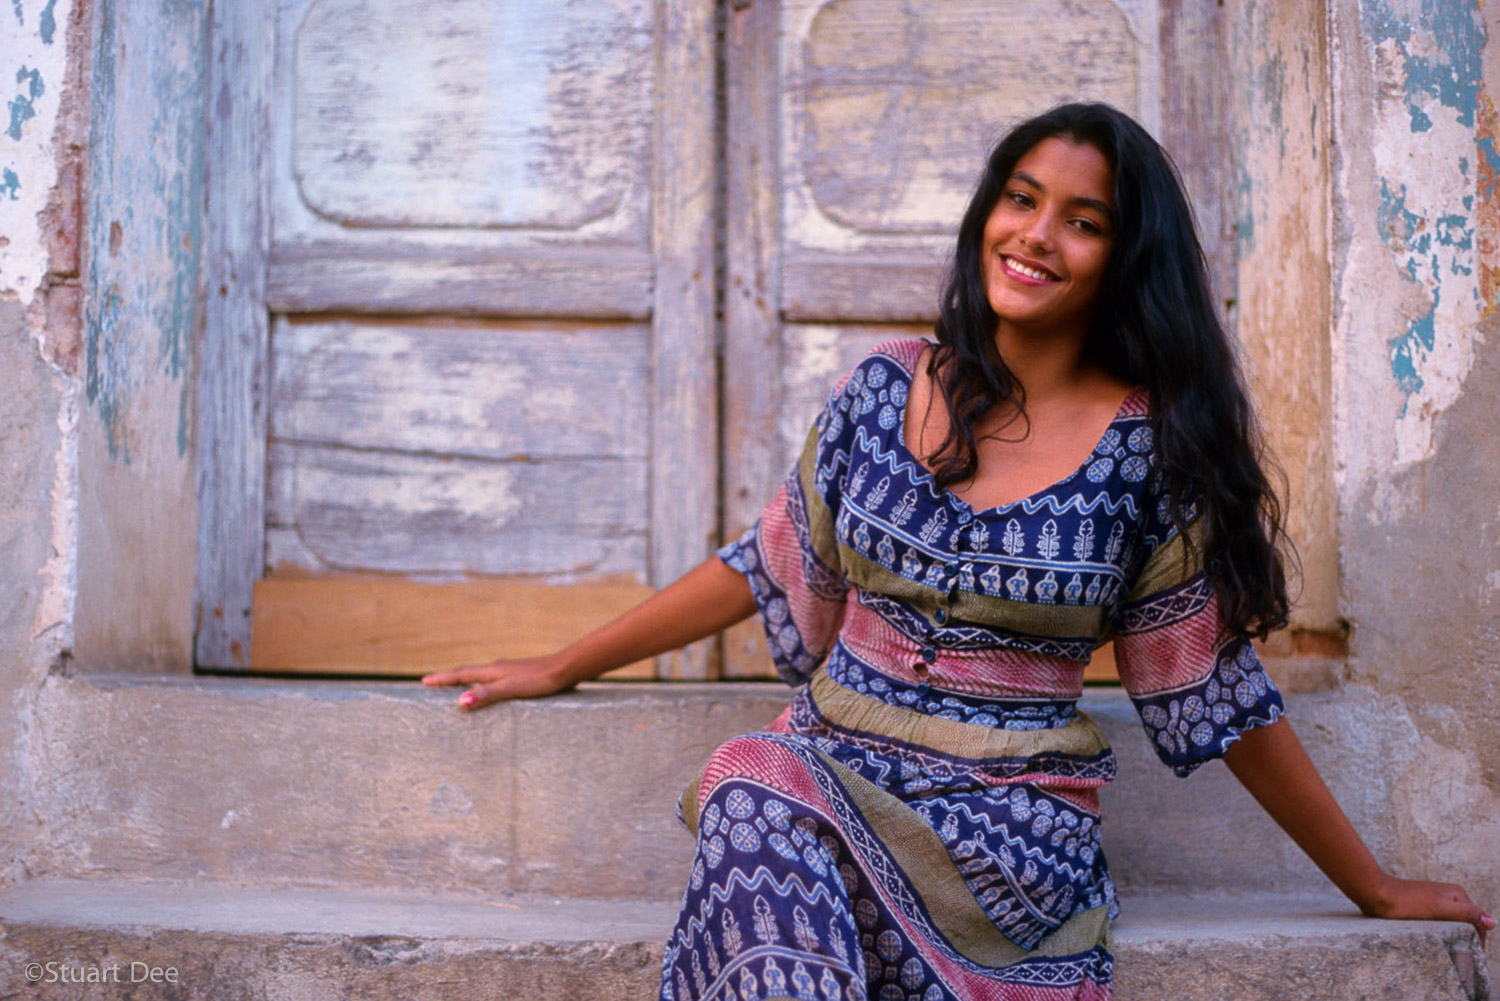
[1020,212,1056,252]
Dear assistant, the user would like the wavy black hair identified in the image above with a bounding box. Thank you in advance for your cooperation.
[928,102,1292,639]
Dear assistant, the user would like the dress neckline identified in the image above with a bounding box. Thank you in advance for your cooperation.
[886,342,1143,517]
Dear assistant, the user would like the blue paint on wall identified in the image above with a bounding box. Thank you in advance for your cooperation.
[1360,0,1488,394]
[0,166,17,199]
[1388,301,1435,395]
[6,64,43,139]
[1360,0,1484,131]
[1377,178,1428,254]
[10,0,21,26]
[39,0,55,43]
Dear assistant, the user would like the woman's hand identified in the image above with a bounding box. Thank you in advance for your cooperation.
[1224,721,1494,948]
[420,556,758,711]
[1362,874,1494,948]
[421,656,577,710]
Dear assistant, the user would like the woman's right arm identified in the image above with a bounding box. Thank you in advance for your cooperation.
[421,556,757,710]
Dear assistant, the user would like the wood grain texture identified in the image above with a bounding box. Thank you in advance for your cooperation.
[290,0,653,232]
[780,0,1155,257]
[265,244,654,319]
[266,442,648,578]
[270,318,650,459]
[250,575,656,678]
[1160,0,1233,309]
[649,0,719,679]
[195,1,274,670]
[268,0,649,257]
[721,0,787,678]
[781,257,945,323]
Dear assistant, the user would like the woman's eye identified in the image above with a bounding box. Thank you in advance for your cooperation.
[1007,191,1033,208]
[1073,218,1104,235]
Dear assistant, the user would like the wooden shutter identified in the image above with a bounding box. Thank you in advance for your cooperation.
[198,0,717,677]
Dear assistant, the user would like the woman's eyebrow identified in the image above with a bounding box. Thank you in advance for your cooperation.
[1010,170,1114,218]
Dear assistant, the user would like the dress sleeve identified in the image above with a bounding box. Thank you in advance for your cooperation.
[717,366,860,687]
[1112,499,1286,777]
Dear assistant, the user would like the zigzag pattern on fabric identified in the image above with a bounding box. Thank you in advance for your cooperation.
[672,861,854,947]
[929,796,1104,887]
[848,424,1143,528]
[777,737,1111,989]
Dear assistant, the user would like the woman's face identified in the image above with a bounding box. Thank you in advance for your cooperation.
[979,136,1115,338]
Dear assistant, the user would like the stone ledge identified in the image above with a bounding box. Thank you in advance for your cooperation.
[24,674,1407,901]
[0,880,1485,1001]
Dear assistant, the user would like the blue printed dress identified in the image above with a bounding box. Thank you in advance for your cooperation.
[658,338,1285,1001]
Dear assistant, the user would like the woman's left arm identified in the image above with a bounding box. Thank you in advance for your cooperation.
[1223,717,1493,946]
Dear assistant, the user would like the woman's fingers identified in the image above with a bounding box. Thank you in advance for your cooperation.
[1380,878,1492,947]
[421,657,571,709]
[421,663,503,686]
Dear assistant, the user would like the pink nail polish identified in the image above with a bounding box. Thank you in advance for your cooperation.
[1482,913,1496,929]
[459,693,474,707]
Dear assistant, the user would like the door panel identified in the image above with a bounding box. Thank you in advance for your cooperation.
[199,0,716,676]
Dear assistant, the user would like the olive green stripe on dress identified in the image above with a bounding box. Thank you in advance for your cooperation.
[839,548,1106,640]
[680,763,708,838]
[796,425,846,573]
[809,747,1110,966]
[808,671,1110,763]
[1125,518,1205,602]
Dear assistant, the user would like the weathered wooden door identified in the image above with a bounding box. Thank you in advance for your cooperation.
[197,0,717,677]
[198,0,1228,680]
[719,0,1231,676]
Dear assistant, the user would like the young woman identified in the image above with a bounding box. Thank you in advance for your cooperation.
[424,103,1492,1000]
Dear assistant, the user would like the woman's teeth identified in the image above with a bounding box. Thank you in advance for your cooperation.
[1006,257,1055,281]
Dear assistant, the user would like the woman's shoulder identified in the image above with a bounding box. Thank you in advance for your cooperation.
[830,338,932,394]
[865,337,932,373]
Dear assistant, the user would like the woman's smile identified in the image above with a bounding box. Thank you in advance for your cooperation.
[998,253,1060,284]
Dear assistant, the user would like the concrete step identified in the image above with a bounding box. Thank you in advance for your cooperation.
[27,674,1398,901]
[0,880,1486,1000]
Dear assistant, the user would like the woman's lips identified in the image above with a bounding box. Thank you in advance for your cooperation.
[1000,254,1060,285]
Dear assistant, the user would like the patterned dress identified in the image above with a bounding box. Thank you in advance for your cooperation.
[659,338,1285,1001]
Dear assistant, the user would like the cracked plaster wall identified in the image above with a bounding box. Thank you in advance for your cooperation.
[1328,0,1500,907]
[0,0,85,884]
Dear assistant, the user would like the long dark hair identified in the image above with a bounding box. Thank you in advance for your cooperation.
[930,102,1292,639]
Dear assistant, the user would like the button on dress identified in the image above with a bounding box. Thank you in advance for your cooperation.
[659,338,1285,1001]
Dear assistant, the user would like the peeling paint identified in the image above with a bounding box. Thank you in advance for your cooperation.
[82,0,208,461]
[6,64,44,139]
[1357,0,1493,464]
[0,0,71,303]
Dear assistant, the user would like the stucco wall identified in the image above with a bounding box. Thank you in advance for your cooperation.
[1329,0,1500,906]
[0,0,84,882]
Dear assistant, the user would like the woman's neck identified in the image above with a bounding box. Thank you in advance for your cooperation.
[992,320,1095,403]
